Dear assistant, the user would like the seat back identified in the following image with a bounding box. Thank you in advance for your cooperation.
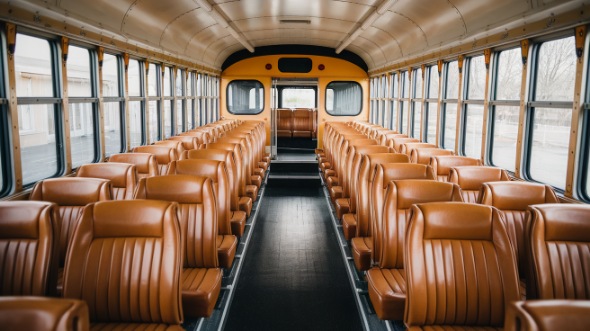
[167,135,200,151]
[380,180,463,269]
[388,137,420,152]
[211,139,248,197]
[167,159,231,236]
[399,142,437,156]
[379,133,406,146]
[341,139,378,198]
[405,202,520,328]
[132,145,178,175]
[292,109,313,138]
[29,178,111,267]
[0,201,60,296]
[372,163,435,265]
[410,148,454,164]
[154,140,185,157]
[0,297,89,331]
[277,109,293,137]
[528,204,590,300]
[181,130,211,144]
[505,300,590,331]
[63,200,183,325]
[185,147,239,212]
[134,175,218,269]
[347,145,393,213]
[480,181,559,280]
[449,166,510,203]
[357,153,409,238]
[76,163,137,200]
[108,152,158,180]
[430,155,482,181]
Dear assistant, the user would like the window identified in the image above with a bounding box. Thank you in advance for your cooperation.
[67,45,98,168]
[400,71,410,133]
[389,72,398,130]
[187,71,196,129]
[325,81,362,116]
[163,66,173,137]
[462,55,485,158]
[425,65,439,143]
[280,87,316,108]
[370,77,378,124]
[489,48,522,171]
[527,36,575,189]
[0,33,8,196]
[227,80,264,115]
[15,34,63,185]
[411,68,423,139]
[102,53,125,155]
[442,61,459,150]
[583,111,590,201]
[147,63,160,142]
[197,73,205,125]
[128,59,145,148]
[175,68,185,133]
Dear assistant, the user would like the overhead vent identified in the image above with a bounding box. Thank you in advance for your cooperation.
[278,58,313,73]
[280,19,311,24]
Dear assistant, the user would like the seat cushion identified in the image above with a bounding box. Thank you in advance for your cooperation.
[367,268,406,320]
[258,161,268,172]
[351,236,372,271]
[326,176,338,189]
[342,213,357,241]
[246,185,258,202]
[335,198,350,220]
[251,175,262,188]
[181,268,222,318]
[217,235,237,269]
[253,168,265,181]
[230,211,247,238]
[239,196,253,217]
[330,186,343,203]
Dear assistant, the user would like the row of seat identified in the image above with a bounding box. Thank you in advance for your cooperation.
[277,108,317,138]
[0,118,270,329]
[317,121,590,329]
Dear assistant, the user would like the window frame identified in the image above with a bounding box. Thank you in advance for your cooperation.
[102,52,126,155]
[424,64,439,143]
[410,67,423,139]
[0,29,10,196]
[460,54,486,157]
[324,80,363,117]
[441,60,459,150]
[226,79,265,115]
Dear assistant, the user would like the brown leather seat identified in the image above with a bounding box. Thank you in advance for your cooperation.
[430,155,483,181]
[366,180,463,320]
[166,161,238,269]
[527,204,590,300]
[76,163,137,200]
[339,145,395,240]
[405,202,521,330]
[218,135,260,201]
[388,137,420,153]
[0,201,60,296]
[0,297,89,331]
[62,200,185,328]
[184,147,248,236]
[29,178,111,295]
[277,109,293,138]
[398,142,437,156]
[133,145,179,175]
[133,176,222,318]
[480,181,559,299]
[353,163,435,272]
[505,300,590,331]
[198,142,253,217]
[347,153,410,261]
[409,147,454,164]
[108,152,158,180]
[329,138,377,204]
[181,130,212,144]
[449,166,510,203]
[378,132,405,146]
[292,109,314,138]
[167,135,201,151]
[155,140,186,157]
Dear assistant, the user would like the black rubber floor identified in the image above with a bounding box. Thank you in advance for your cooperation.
[224,184,362,331]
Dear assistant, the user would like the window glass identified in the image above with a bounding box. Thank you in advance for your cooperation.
[425,65,439,143]
[149,100,159,142]
[412,69,423,138]
[104,102,122,155]
[389,73,398,130]
[325,81,362,116]
[163,100,172,138]
[491,48,522,171]
[128,59,141,97]
[67,46,92,97]
[281,88,316,108]
[176,100,184,133]
[102,54,120,97]
[442,61,459,149]
[129,101,143,148]
[444,103,457,149]
[528,36,575,189]
[148,63,159,96]
[68,46,97,167]
[463,56,485,157]
[175,68,183,97]
[227,80,264,115]
[164,67,172,96]
[187,99,194,129]
[15,34,60,185]
[445,61,459,99]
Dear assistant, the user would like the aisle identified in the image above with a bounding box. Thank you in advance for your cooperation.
[224,184,362,330]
